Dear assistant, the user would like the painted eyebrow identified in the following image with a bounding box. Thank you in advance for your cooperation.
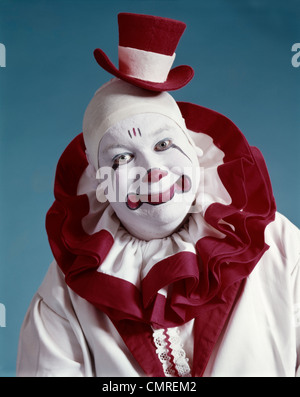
[152,126,173,137]
[103,143,130,151]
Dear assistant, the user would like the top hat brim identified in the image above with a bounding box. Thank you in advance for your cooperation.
[94,48,194,92]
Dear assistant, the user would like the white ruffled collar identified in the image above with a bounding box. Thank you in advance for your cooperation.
[77,128,231,290]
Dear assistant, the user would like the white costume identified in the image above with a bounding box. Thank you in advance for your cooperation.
[17,212,300,376]
[17,14,300,377]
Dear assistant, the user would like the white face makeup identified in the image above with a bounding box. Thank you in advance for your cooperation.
[98,113,200,240]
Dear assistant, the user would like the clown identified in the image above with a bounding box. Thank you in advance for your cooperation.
[17,13,300,377]
[84,80,202,241]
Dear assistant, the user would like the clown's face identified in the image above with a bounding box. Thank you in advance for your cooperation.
[98,113,200,240]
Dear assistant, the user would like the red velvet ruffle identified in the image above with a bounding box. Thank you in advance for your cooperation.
[45,102,276,375]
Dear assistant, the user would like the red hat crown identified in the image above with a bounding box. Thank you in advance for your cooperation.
[118,13,186,55]
[94,13,194,92]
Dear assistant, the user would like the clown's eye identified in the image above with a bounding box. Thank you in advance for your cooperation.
[154,138,172,152]
[113,153,133,167]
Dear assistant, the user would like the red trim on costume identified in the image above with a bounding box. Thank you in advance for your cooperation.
[163,329,179,377]
[45,103,276,377]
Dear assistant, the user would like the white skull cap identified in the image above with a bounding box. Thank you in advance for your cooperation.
[82,78,186,170]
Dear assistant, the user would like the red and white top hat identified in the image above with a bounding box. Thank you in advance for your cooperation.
[94,13,194,92]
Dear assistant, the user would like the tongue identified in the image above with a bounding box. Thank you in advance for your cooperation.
[127,194,141,210]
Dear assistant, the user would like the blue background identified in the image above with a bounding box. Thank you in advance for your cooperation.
[0,0,299,376]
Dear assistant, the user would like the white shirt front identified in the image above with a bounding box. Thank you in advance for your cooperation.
[17,212,300,377]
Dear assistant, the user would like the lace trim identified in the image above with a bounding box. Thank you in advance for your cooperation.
[153,327,191,377]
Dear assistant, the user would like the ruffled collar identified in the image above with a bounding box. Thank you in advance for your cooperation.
[46,102,276,375]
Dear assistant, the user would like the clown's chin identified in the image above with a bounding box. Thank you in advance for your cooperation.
[126,175,191,210]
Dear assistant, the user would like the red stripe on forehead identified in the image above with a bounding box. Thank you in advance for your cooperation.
[128,128,142,138]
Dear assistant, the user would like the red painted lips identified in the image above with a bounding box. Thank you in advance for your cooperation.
[126,175,191,210]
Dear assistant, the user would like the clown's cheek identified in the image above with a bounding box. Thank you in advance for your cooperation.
[112,169,131,203]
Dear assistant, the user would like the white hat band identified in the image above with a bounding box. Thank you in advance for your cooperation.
[118,46,176,83]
